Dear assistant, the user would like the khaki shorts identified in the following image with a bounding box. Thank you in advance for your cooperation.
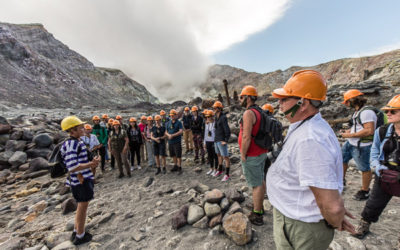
[273,208,334,250]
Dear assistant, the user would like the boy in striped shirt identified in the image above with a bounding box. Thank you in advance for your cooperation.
[60,116,100,245]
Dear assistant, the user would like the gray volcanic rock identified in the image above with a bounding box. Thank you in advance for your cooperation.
[8,151,27,167]
[0,22,157,109]
[33,133,53,148]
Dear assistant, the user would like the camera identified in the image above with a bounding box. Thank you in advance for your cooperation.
[267,142,282,163]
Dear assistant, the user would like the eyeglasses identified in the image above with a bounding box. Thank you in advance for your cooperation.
[384,110,399,115]
[239,96,245,100]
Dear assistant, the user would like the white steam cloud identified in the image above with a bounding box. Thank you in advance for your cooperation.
[0,0,291,102]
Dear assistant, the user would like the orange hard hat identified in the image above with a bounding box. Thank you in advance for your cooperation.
[108,118,114,124]
[84,124,92,130]
[170,109,177,116]
[112,120,120,126]
[191,106,198,112]
[382,95,400,110]
[154,115,162,121]
[184,107,190,111]
[212,101,223,108]
[272,70,327,101]
[160,110,166,116]
[141,116,147,120]
[92,115,100,121]
[262,104,274,113]
[116,115,122,120]
[147,116,153,121]
[129,117,137,122]
[342,89,364,104]
[202,109,208,114]
[240,85,258,96]
[205,110,214,117]
[102,114,109,119]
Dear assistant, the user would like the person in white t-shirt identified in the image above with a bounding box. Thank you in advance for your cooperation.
[340,89,377,201]
[267,70,355,250]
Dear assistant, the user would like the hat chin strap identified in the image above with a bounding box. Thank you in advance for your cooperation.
[283,99,303,118]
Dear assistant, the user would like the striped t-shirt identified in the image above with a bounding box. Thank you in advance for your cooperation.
[60,138,94,186]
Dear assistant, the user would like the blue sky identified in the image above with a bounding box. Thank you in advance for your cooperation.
[213,0,400,73]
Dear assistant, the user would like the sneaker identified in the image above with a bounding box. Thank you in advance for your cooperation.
[177,167,182,175]
[117,173,124,178]
[137,165,142,170]
[73,232,93,245]
[221,175,230,182]
[201,158,205,164]
[130,166,135,171]
[211,170,217,176]
[351,219,370,239]
[170,165,179,172]
[214,171,223,177]
[155,168,161,175]
[353,190,370,201]
[70,231,76,241]
[248,211,264,226]
[162,168,166,174]
[206,169,213,175]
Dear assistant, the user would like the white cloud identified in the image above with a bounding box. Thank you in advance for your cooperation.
[0,0,291,101]
[348,41,400,58]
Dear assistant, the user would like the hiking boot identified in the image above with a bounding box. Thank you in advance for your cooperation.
[353,190,370,201]
[201,158,205,164]
[352,219,370,239]
[162,168,166,174]
[70,231,76,242]
[170,165,179,172]
[155,168,161,175]
[248,211,264,226]
[117,173,124,178]
[177,167,182,175]
[73,232,93,245]
[194,156,199,161]
[127,173,132,178]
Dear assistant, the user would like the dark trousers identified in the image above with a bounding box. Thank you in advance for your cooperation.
[130,143,141,166]
[193,134,205,158]
[111,154,115,169]
[361,175,393,223]
[99,146,106,171]
[206,141,218,168]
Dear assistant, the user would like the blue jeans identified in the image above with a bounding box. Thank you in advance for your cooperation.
[342,141,371,172]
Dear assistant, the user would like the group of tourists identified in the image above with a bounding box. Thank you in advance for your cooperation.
[59,69,399,248]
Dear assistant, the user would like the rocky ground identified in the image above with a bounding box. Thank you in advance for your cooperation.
[0,111,400,250]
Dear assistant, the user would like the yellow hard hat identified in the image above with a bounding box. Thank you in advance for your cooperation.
[61,116,85,131]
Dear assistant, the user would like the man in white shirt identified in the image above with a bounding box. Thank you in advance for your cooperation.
[340,89,377,200]
[267,70,355,250]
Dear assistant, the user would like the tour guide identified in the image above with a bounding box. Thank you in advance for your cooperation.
[266,70,356,249]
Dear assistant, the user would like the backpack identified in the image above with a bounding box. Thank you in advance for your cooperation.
[352,106,388,143]
[249,105,283,150]
[48,137,80,178]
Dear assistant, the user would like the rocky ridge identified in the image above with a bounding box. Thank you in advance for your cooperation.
[0,22,157,109]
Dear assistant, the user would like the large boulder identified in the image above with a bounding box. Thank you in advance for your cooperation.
[0,151,13,166]
[5,140,27,152]
[223,212,252,246]
[33,133,53,148]
[208,213,223,228]
[26,148,51,159]
[0,236,26,250]
[8,151,27,167]
[171,205,188,230]
[226,189,245,203]
[204,202,221,217]
[187,205,205,225]
[205,189,224,203]
[9,131,23,140]
[28,157,48,172]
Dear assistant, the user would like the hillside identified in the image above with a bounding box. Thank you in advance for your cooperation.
[201,50,400,98]
[0,23,157,109]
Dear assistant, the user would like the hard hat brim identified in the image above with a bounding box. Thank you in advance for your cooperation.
[381,106,400,110]
[271,88,291,98]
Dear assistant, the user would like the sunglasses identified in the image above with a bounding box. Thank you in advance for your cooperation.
[384,110,399,115]
[239,96,245,100]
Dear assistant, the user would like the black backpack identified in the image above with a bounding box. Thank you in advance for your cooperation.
[48,137,80,178]
[249,105,283,150]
